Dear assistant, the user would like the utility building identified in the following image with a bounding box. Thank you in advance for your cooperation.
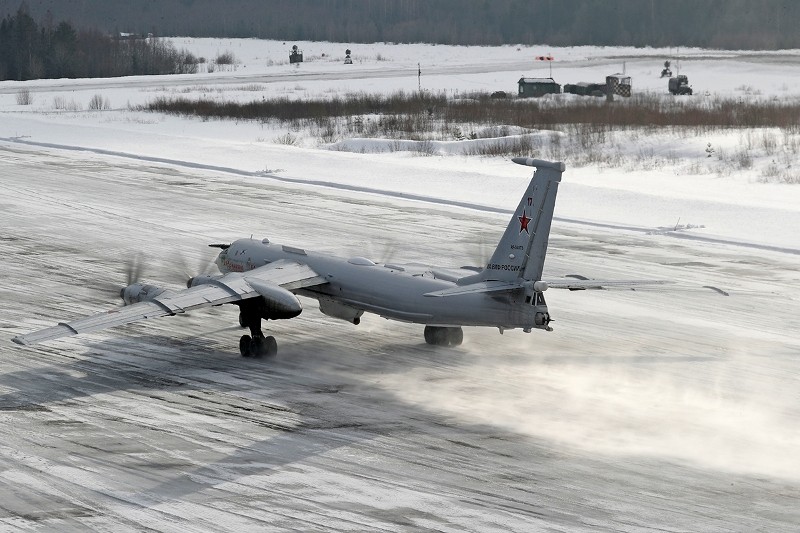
[517,77,561,98]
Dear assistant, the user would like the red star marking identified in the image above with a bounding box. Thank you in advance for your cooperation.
[518,209,531,234]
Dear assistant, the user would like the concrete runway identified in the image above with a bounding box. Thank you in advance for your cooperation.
[1,145,799,531]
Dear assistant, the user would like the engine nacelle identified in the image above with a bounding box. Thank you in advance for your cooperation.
[120,283,171,305]
[318,297,363,325]
[245,278,303,320]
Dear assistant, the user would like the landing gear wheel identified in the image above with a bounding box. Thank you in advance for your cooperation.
[424,326,445,345]
[242,335,278,358]
[432,328,448,346]
[251,336,279,357]
[264,336,277,357]
[424,326,463,346]
[424,326,435,345]
[239,334,252,357]
[447,327,464,346]
[250,336,266,357]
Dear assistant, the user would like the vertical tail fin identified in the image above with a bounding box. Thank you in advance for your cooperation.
[479,158,563,283]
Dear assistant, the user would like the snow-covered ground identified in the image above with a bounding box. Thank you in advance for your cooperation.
[2,38,800,253]
[2,143,799,531]
[1,39,799,531]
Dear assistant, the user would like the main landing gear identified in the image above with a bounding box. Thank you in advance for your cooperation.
[424,326,463,347]
[239,333,277,358]
[237,304,278,358]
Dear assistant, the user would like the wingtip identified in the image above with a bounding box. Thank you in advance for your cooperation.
[511,157,565,172]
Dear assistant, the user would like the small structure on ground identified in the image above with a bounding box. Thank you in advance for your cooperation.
[563,74,631,99]
[661,60,672,78]
[344,49,353,64]
[289,45,303,64]
[517,77,561,98]
[564,82,605,97]
[668,74,692,95]
[606,74,632,97]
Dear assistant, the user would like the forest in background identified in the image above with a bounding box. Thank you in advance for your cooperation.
[0,4,198,80]
[0,0,798,50]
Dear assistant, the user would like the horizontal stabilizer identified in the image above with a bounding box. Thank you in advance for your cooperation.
[544,279,730,295]
[544,279,673,291]
[511,158,566,171]
[425,280,523,297]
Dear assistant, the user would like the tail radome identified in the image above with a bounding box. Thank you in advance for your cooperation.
[478,158,563,283]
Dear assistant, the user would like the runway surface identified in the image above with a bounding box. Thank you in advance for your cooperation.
[1,144,799,531]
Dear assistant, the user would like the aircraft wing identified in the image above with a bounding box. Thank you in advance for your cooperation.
[12,260,326,346]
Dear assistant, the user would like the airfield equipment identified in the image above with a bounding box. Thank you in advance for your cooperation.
[344,48,353,64]
[518,77,561,97]
[564,82,606,97]
[289,45,303,64]
[669,74,692,95]
[564,74,631,99]
[606,74,632,97]
[661,60,672,78]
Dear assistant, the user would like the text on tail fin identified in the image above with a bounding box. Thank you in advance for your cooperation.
[479,159,564,283]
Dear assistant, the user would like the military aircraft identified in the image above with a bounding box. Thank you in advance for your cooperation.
[13,158,670,357]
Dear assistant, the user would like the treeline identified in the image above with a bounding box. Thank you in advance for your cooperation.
[0,5,198,80]
[2,0,800,49]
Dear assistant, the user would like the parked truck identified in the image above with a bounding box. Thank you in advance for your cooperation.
[564,82,605,97]
[668,74,692,95]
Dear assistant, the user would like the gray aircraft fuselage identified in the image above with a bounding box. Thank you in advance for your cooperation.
[12,158,566,353]
[11,158,687,355]
[216,238,546,330]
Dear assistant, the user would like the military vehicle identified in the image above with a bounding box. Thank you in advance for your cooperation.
[668,74,692,95]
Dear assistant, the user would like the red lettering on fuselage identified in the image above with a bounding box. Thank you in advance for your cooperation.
[223,259,244,272]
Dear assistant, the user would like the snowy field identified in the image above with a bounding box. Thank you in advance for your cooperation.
[1,39,799,531]
[3,39,800,251]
